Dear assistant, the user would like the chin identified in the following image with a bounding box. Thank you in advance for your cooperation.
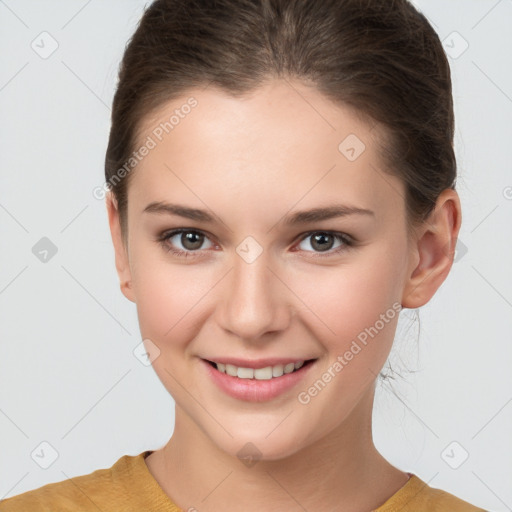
[211,429,310,465]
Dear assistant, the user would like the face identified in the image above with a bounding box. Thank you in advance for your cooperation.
[109,79,420,461]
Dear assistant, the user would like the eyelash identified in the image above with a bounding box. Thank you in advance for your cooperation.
[156,228,356,259]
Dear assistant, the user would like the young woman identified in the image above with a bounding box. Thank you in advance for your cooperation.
[0,0,488,511]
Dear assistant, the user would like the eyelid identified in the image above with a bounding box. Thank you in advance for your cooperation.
[292,230,355,257]
[157,228,218,252]
[294,229,354,245]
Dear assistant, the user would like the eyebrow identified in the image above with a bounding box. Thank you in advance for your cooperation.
[142,201,375,225]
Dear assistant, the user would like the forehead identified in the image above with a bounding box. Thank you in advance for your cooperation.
[130,79,405,223]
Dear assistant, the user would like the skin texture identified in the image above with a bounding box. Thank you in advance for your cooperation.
[106,79,461,512]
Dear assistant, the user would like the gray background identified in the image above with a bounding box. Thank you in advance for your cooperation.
[0,1,511,510]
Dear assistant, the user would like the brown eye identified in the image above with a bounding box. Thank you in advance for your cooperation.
[297,231,353,256]
[310,233,335,252]
[159,229,214,256]
[179,231,205,250]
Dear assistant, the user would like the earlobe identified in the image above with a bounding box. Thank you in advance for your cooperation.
[105,191,136,303]
[401,188,462,309]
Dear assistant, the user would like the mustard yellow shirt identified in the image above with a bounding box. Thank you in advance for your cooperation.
[0,450,487,511]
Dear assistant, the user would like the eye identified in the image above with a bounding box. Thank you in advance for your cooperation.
[158,229,215,258]
[157,228,355,259]
[295,231,354,257]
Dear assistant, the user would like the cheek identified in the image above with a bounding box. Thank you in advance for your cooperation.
[131,261,214,394]
[290,244,404,372]
[129,245,212,345]
[298,259,400,337]
[291,253,403,435]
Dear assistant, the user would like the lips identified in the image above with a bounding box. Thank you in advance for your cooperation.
[204,359,314,380]
[203,356,313,369]
[200,357,318,402]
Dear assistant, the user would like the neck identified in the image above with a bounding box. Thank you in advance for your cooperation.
[146,384,409,512]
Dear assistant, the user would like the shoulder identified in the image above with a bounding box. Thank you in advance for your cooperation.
[0,452,151,512]
[417,485,488,512]
[375,474,488,512]
[0,468,113,512]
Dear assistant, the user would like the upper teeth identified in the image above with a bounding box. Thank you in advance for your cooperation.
[216,361,304,380]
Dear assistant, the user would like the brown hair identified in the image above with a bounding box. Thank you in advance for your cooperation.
[105,0,455,245]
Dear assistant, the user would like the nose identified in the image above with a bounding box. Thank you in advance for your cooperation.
[216,249,292,342]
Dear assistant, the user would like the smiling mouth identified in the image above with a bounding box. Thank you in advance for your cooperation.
[204,359,317,380]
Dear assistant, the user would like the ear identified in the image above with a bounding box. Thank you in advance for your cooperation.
[105,190,136,303]
[401,188,462,309]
